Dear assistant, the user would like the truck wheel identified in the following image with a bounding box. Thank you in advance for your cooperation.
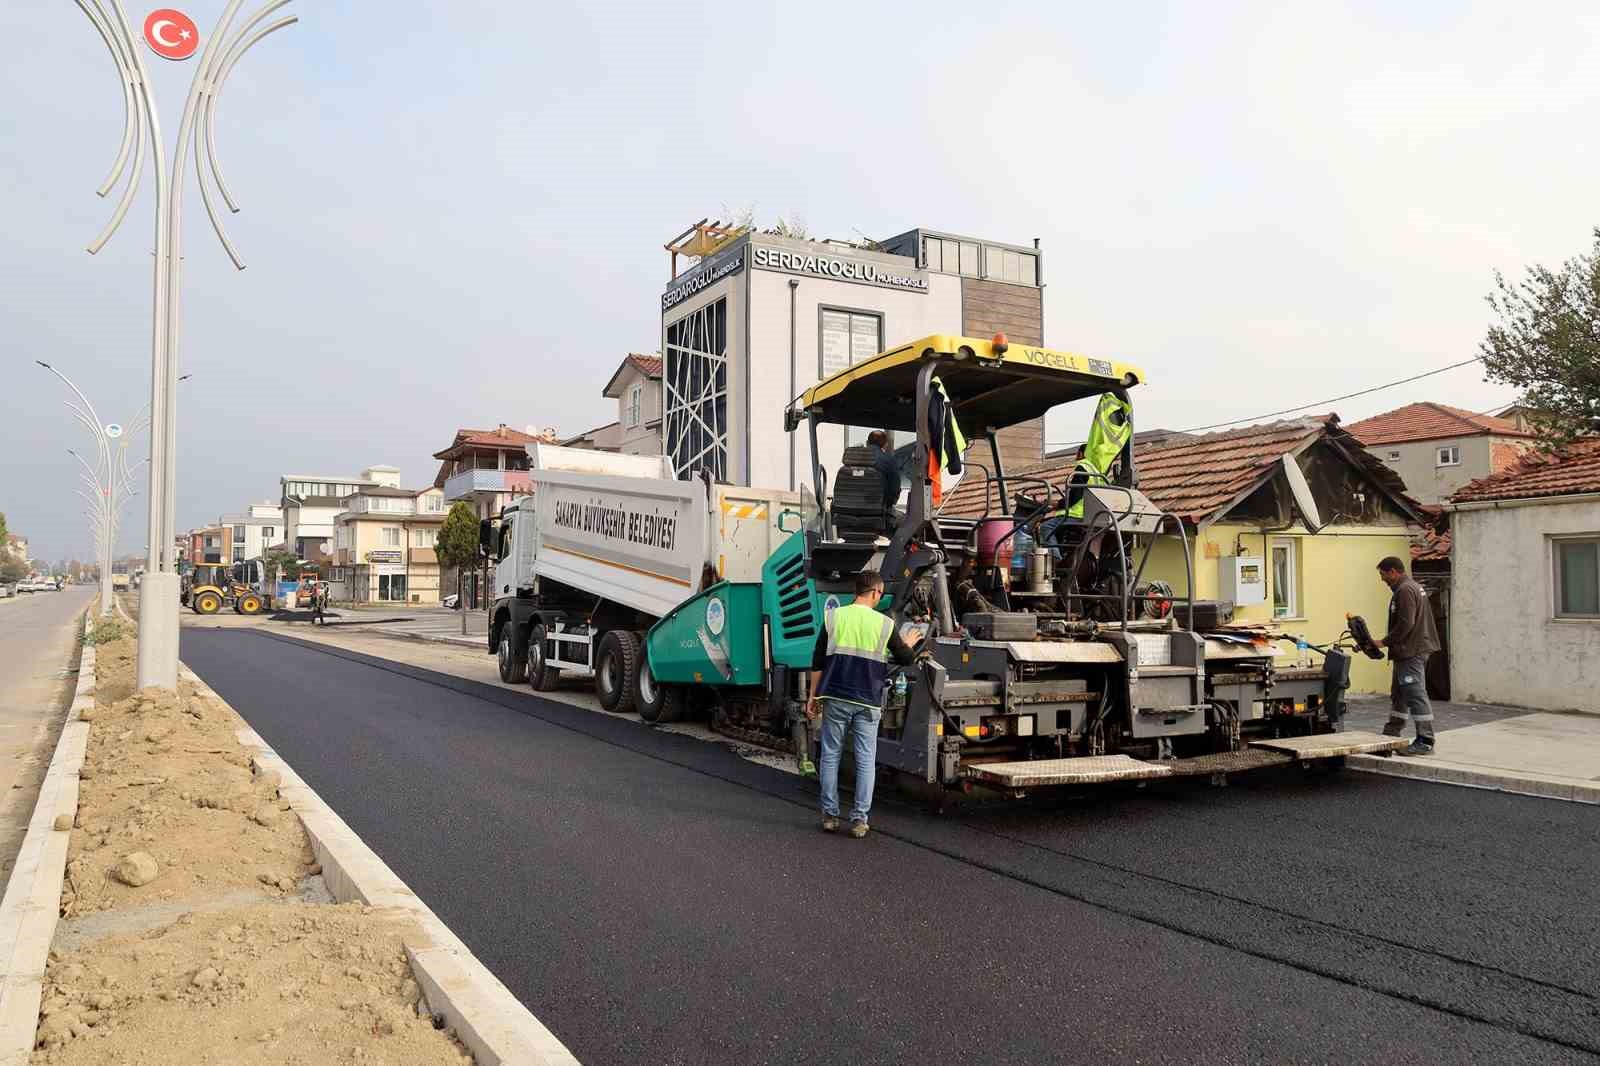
[636,655,667,722]
[595,630,641,714]
[497,627,528,684]
[638,674,686,724]
[527,624,561,692]
[239,594,263,615]
[194,591,222,615]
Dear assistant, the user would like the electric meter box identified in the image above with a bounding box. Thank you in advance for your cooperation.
[1219,555,1266,606]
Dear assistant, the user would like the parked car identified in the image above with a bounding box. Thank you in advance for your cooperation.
[0,583,14,598]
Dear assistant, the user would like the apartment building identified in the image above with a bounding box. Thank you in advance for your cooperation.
[328,486,448,604]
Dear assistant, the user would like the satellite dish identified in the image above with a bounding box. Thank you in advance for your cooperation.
[1280,455,1324,533]
[104,423,123,439]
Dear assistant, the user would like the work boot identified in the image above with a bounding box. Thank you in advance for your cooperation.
[1396,740,1435,757]
[849,821,870,839]
[821,816,840,833]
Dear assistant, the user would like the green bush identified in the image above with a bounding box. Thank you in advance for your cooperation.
[85,617,127,646]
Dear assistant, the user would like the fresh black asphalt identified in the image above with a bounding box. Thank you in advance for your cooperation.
[181,627,1600,1065]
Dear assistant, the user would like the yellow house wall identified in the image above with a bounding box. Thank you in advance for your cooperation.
[1141,522,1411,693]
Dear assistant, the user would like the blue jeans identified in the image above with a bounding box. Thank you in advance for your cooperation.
[818,698,880,824]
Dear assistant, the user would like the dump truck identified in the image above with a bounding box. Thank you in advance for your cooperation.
[483,445,804,712]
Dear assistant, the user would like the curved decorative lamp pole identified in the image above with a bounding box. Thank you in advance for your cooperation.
[66,0,296,688]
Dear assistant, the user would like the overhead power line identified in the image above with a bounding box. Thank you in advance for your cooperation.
[1174,356,1485,434]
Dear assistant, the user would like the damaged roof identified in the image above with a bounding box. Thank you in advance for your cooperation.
[943,414,1418,526]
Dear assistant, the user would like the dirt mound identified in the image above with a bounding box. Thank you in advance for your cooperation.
[33,630,471,1064]
[34,903,471,1064]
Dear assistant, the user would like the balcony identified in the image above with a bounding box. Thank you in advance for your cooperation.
[441,468,534,502]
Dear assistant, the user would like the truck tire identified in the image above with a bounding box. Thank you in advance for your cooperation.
[527,623,561,692]
[194,591,222,615]
[595,630,641,714]
[238,594,263,615]
[635,654,667,722]
[497,626,528,684]
[637,668,686,724]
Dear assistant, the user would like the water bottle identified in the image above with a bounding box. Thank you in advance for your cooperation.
[1010,527,1034,578]
[1295,637,1308,668]
[893,672,908,708]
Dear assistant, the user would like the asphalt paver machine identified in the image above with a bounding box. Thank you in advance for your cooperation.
[646,334,1404,795]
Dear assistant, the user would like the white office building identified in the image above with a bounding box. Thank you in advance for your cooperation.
[658,226,1047,494]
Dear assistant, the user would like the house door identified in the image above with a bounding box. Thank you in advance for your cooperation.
[1418,573,1451,701]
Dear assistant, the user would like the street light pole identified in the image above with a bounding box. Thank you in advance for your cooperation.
[64,1,296,689]
[42,359,164,616]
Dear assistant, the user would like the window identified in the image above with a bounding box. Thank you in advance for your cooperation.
[232,548,244,563]
[1387,450,1401,462]
[664,296,729,481]
[626,384,643,429]
[819,309,882,380]
[820,309,885,447]
[922,237,981,277]
[411,529,432,548]
[382,527,400,548]
[1270,538,1299,619]
[262,526,274,542]
[1554,538,1600,618]
[1436,446,1461,467]
[420,495,444,513]
[984,245,1037,285]
[378,574,408,602]
[232,524,245,544]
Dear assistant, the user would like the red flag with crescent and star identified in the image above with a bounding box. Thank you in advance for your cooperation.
[143,8,199,61]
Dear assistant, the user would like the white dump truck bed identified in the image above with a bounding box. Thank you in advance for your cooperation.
[502,444,803,621]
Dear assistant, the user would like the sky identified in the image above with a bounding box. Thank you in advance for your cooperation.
[2,0,1597,563]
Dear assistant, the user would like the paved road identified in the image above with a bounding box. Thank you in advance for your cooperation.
[182,627,1600,1065]
[0,586,93,876]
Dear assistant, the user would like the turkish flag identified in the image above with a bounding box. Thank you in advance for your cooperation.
[144,9,199,61]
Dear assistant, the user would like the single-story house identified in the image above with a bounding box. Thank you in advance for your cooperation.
[1446,439,1600,711]
[942,415,1423,693]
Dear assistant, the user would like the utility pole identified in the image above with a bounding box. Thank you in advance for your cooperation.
[66,0,297,689]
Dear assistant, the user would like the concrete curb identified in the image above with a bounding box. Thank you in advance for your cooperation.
[1347,753,1600,805]
[0,613,94,1064]
[174,666,578,1066]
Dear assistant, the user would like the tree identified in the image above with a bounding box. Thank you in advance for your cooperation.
[1480,227,1600,446]
[436,502,482,630]
[0,511,8,544]
[0,553,25,584]
[263,547,302,580]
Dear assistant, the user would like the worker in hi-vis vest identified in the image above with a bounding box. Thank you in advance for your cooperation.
[807,571,925,838]
[1066,392,1132,518]
[1034,392,1132,554]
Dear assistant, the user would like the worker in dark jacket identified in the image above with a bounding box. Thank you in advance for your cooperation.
[1376,557,1441,755]
[866,430,902,527]
[807,571,923,837]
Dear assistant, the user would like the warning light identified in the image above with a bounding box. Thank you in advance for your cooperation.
[991,332,1009,355]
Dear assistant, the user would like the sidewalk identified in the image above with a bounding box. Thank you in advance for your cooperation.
[1344,696,1600,804]
[287,606,487,649]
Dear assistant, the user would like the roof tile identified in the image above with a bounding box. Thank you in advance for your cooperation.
[943,416,1340,523]
[1345,402,1529,446]
[1450,439,1600,503]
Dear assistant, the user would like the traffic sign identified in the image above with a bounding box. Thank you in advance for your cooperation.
[143,9,199,61]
